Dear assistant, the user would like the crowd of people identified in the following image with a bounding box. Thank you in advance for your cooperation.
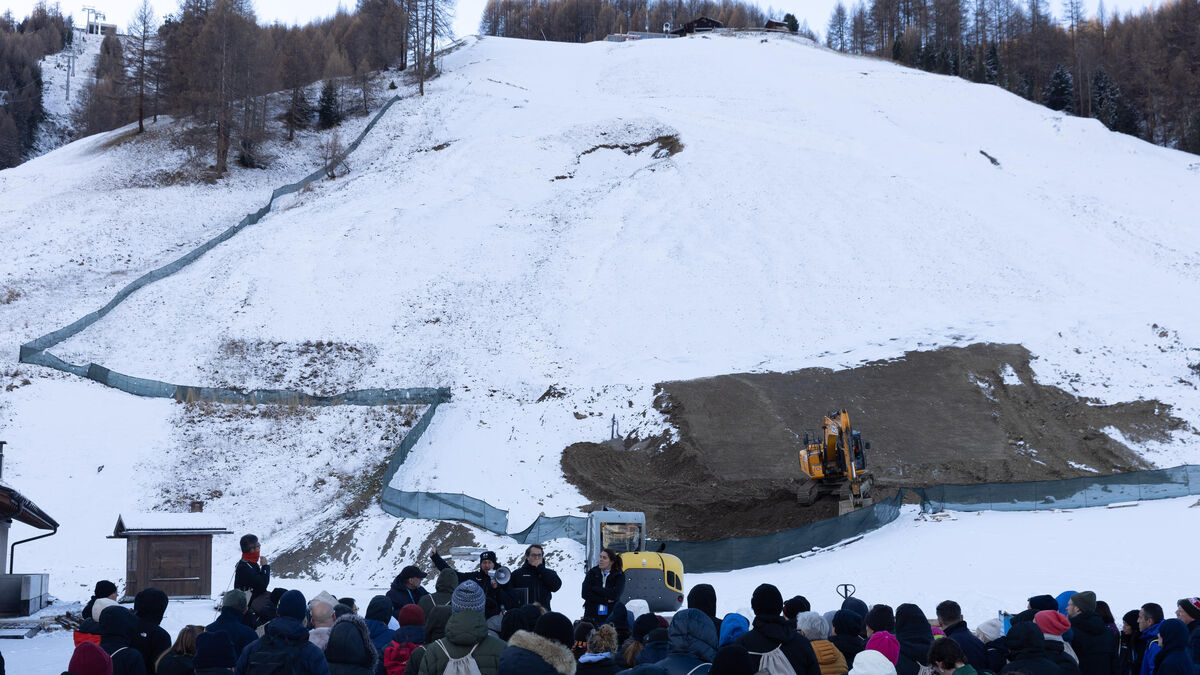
[58,533,1200,675]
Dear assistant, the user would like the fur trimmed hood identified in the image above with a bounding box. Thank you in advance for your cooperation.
[508,629,577,675]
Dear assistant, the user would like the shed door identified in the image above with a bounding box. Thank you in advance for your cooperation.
[145,536,202,597]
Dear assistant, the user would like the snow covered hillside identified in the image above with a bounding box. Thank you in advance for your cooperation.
[2,30,1200,624]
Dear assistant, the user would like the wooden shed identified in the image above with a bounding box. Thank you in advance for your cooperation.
[110,513,231,600]
[670,16,724,36]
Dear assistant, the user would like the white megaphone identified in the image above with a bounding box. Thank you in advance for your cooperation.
[492,565,512,585]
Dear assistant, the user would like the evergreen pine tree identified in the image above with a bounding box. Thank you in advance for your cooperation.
[1182,110,1200,155]
[1042,64,1074,113]
[783,12,799,32]
[318,79,341,129]
[1090,66,1114,119]
[984,43,1000,85]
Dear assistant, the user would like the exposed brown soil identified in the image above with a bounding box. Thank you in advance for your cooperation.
[562,343,1188,541]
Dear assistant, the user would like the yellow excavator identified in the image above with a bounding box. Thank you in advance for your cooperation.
[797,409,875,515]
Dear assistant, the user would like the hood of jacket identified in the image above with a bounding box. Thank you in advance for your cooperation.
[435,568,460,594]
[501,604,543,641]
[751,614,799,645]
[99,605,138,646]
[445,609,488,647]
[687,584,718,621]
[1140,621,1162,640]
[265,615,311,644]
[1157,618,1189,653]
[833,610,864,637]
[668,608,718,662]
[508,629,578,675]
[1006,622,1048,659]
[720,612,750,646]
[895,604,932,662]
[366,595,393,623]
[425,604,453,644]
[133,588,168,625]
[326,613,377,668]
[1070,611,1108,637]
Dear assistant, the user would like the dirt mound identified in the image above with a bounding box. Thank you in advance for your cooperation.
[561,343,1186,541]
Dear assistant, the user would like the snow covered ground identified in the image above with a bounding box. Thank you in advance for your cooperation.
[2,30,1200,671]
[7,495,1200,671]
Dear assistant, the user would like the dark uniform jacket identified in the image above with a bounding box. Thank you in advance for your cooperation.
[735,615,821,675]
[509,561,563,610]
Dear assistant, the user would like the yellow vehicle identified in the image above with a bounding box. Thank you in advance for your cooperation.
[586,509,684,612]
[798,409,874,514]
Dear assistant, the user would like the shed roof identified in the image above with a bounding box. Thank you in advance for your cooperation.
[112,512,232,537]
[0,481,58,530]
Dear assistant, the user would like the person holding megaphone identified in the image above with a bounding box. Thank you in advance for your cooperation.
[429,547,519,613]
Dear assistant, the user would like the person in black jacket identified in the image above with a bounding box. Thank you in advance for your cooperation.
[82,580,119,626]
[429,547,518,612]
[895,604,934,675]
[99,604,148,675]
[734,583,820,675]
[1067,591,1119,675]
[1001,622,1069,675]
[830,610,866,667]
[936,600,988,673]
[234,533,272,626]
[1153,619,1195,675]
[509,544,563,610]
[324,612,378,675]
[132,588,171,675]
[1033,610,1080,675]
[1174,598,1200,672]
[581,548,626,625]
[386,565,430,616]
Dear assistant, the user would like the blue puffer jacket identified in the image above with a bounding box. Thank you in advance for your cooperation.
[235,616,331,675]
[1140,622,1162,675]
[498,630,576,675]
[648,609,717,675]
[1153,620,1195,675]
[637,628,670,665]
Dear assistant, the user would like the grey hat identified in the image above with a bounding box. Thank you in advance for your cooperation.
[222,589,248,611]
[451,580,486,615]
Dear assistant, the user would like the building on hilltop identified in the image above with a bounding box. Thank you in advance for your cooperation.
[670,16,724,36]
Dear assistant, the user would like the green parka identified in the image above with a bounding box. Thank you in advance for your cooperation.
[418,610,507,675]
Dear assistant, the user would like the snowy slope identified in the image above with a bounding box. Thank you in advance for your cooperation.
[26,33,1200,526]
[1,31,1200,631]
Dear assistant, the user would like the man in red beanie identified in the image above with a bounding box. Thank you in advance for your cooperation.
[384,603,426,674]
[1175,598,1200,671]
[67,641,114,675]
[1035,610,1079,675]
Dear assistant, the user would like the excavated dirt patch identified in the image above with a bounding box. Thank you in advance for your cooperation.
[562,343,1188,541]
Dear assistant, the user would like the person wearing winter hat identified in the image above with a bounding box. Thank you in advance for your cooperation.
[1066,591,1117,675]
[193,630,237,674]
[850,649,897,675]
[843,598,870,629]
[736,583,820,675]
[866,606,895,637]
[498,611,576,675]
[387,565,431,616]
[417,580,506,675]
[398,601,452,675]
[205,590,257,657]
[235,589,330,674]
[75,597,119,647]
[1033,611,1079,675]
[935,600,987,674]
[865,631,901,666]
[619,613,662,667]
[687,584,723,638]
[1172,598,1200,671]
[132,587,171,675]
[98,604,147,675]
[66,640,114,675]
[384,603,426,674]
[894,604,933,675]
[82,581,120,627]
[324,611,378,675]
[1153,619,1195,675]
[710,643,755,675]
[999,622,1060,675]
[638,624,671,666]
[797,611,848,675]
[429,547,518,613]
[1011,595,1060,626]
[831,610,866,668]
[572,621,595,660]
[500,604,543,642]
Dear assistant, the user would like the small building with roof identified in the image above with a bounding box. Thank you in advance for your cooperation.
[0,442,58,617]
[110,512,232,600]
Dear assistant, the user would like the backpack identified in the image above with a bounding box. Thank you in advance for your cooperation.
[384,640,419,675]
[435,638,482,675]
[246,639,299,674]
[750,644,798,675]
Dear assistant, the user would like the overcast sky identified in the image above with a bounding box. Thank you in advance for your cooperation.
[4,0,1152,57]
